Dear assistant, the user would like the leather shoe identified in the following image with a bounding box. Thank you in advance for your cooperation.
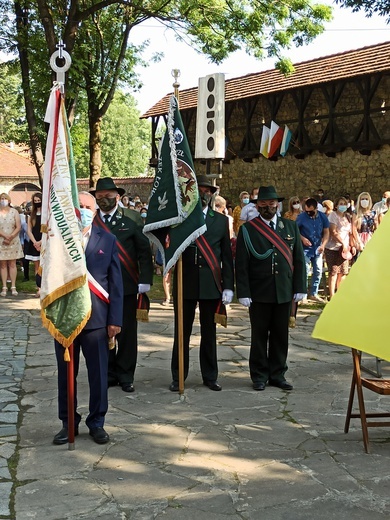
[169,381,179,392]
[203,380,222,391]
[121,383,134,393]
[269,380,293,391]
[253,381,266,391]
[89,427,110,444]
[53,426,79,445]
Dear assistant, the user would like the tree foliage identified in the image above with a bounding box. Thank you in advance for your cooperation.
[0,0,333,185]
[334,0,390,23]
[0,60,29,143]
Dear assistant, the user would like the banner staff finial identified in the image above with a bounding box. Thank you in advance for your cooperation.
[50,40,72,94]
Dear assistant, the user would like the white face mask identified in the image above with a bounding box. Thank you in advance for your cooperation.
[0,199,9,207]
[382,197,388,204]
[292,203,301,210]
[360,199,369,209]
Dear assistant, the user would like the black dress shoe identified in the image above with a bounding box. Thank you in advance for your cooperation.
[53,426,79,445]
[269,380,293,391]
[89,427,110,444]
[169,381,179,392]
[121,383,134,393]
[253,381,266,391]
[203,380,222,391]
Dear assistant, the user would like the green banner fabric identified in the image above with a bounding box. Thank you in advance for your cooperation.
[143,96,206,275]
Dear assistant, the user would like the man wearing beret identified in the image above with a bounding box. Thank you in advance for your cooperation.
[91,178,154,393]
[235,186,307,391]
[169,175,235,392]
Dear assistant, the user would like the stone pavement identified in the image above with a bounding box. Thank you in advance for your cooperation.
[1,295,390,519]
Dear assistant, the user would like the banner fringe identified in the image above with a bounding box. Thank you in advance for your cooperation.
[214,312,227,328]
[41,275,87,309]
[40,308,91,352]
[136,309,149,322]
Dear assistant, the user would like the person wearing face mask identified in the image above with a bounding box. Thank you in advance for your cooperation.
[235,186,307,392]
[0,193,24,297]
[91,178,154,394]
[372,190,390,217]
[284,195,302,221]
[239,187,259,225]
[324,196,356,300]
[53,191,123,445]
[352,192,377,254]
[296,198,330,303]
[232,191,250,236]
[25,192,43,296]
[169,176,234,392]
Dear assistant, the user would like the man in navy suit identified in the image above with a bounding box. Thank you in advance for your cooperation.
[53,192,123,445]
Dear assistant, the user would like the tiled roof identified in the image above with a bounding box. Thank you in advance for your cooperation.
[0,143,38,178]
[141,41,390,118]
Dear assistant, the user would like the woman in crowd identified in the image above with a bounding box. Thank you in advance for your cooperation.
[25,192,42,296]
[232,191,249,236]
[324,196,356,299]
[322,199,334,217]
[352,192,377,253]
[0,193,24,296]
[284,195,302,221]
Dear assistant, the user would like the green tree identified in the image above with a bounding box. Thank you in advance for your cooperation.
[0,60,28,143]
[0,0,333,186]
[335,0,390,22]
[100,91,151,177]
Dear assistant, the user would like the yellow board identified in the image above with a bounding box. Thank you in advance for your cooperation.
[312,211,390,361]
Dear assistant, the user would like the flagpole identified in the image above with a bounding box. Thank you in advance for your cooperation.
[49,41,76,450]
[171,69,185,397]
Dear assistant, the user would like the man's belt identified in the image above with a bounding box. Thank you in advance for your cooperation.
[248,217,294,272]
[94,214,139,285]
[195,234,222,293]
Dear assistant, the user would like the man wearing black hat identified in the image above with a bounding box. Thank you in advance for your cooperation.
[169,175,235,392]
[91,178,154,393]
[235,186,307,391]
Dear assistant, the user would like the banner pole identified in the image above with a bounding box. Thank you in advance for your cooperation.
[67,343,75,450]
[172,69,185,397]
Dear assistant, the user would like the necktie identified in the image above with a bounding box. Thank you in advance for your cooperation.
[104,214,110,224]
[269,221,274,229]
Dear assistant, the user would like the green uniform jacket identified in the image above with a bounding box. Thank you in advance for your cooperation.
[235,216,307,304]
[102,209,154,296]
[180,209,234,300]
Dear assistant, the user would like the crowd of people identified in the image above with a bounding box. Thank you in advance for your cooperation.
[1,182,389,446]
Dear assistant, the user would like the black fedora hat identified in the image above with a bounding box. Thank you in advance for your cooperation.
[90,177,125,196]
[196,175,218,194]
[257,185,284,202]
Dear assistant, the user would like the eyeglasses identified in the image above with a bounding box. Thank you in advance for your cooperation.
[292,201,300,204]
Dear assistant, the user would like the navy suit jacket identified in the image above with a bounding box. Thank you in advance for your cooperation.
[84,224,123,330]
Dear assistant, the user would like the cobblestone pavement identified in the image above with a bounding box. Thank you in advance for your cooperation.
[1,295,390,519]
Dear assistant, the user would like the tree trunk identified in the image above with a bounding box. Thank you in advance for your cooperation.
[14,2,44,187]
[89,111,102,189]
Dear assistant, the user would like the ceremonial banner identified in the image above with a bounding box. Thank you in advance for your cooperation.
[40,85,91,357]
[267,121,283,158]
[312,212,390,361]
[260,125,270,158]
[143,95,206,275]
[280,125,293,157]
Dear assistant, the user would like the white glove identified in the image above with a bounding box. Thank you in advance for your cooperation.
[293,293,306,302]
[222,289,234,305]
[239,297,252,308]
[138,284,151,294]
